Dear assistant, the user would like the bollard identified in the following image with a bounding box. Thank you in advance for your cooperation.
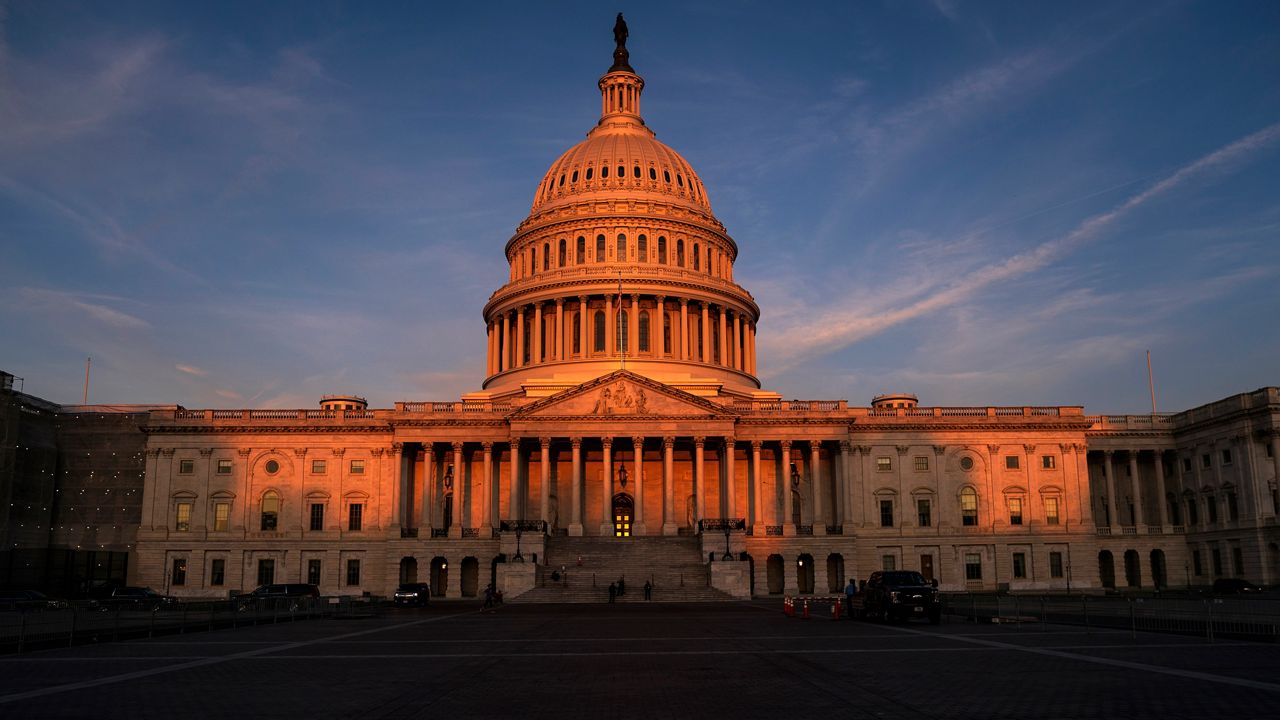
[803,599,810,619]
[832,600,841,620]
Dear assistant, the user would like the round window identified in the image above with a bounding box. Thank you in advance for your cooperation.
[265,459,280,474]
[959,456,974,471]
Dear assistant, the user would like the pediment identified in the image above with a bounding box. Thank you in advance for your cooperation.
[510,371,735,419]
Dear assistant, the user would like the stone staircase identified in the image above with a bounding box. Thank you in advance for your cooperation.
[512,535,735,603]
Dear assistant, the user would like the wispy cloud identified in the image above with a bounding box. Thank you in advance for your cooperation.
[175,363,207,377]
[761,122,1280,373]
[13,287,150,330]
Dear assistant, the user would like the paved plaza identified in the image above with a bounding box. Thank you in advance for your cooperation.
[0,602,1277,719]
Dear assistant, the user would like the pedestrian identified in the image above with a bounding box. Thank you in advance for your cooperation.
[608,582,617,603]
[482,583,494,610]
[844,577,857,619]
[643,580,652,601]
[617,576,626,596]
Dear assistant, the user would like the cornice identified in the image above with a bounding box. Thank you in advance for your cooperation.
[145,425,394,435]
[484,274,759,318]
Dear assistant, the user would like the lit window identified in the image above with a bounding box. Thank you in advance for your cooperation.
[217,459,232,474]
[914,456,929,472]
[876,456,892,472]
[349,460,365,475]
[172,558,187,586]
[214,502,229,532]
[1044,497,1060,525]
[1005,455,1020,470]
[961,488,978,526]
[1012,552,1027,579]
[175,502,191,532]
[346,559,361,586]
[965,553,982,581]
[312,459,326,474]
[1008,497,1023,525]
[879,499,893,528]
[348,503,363,531]
[1049,552,1063,578]
[179,459,194,474]
[260,491,280,531]
[1042,455,1056,469]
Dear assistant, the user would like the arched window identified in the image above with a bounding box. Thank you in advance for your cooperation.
[960,488,978,526]
[617,164,624,178]
[693,243,700,270]
[260,491,280,531]
[558,173,565,187]
[576,236,586,264]
[677,174,684,187]
[572,313,581,355]
[543,243,550,271]
[616,310,628,352]
[663,170,671,183]
[530,247,537,275]
[638,311,650,352]
[658,236,667,264]
[638,235,647,262]
[558,239,566,266]
[616,234,627,261]
[522,318,531,364]
[571,170,578,183]
[593,310,605,352]
[602,165,609,179]
[633,165,641,178]
[649,168,657,180]
[677,239,685,267]
[662,312,671,355]
[586,167,593,180]
[596,235,605,263]
[706,247,712,274]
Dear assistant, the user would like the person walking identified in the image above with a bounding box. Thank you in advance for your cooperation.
[643,580,652,601]
[844,577,857,619]
[608,581,617,603]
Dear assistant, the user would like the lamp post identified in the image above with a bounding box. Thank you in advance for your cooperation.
[514,524,524,562]
[722,523,733,561]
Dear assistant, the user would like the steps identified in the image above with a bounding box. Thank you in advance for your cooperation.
[513,535,735,603]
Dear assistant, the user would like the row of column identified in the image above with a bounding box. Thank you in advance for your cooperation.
[485,295,756,376]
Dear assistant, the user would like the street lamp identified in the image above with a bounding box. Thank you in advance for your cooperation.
[513,524,525,562]
[722,523,733,561]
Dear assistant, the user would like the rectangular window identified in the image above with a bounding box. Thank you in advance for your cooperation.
[1044,497,1060,525]
[1008,497,1023,525]
[914,456,929,472]
[307,559,322,586]
[1005,455,1020,470]
[1182,457,1192,472]
[312,459,326,474]
[1012,552,1027,579]
[1227,493,1238,522]
[1042,455,1056,469]
[1221,449,1233,466]
[217,459,232,474]
[257,559,275,586]
[882,555,896,571]
[1192,549,1203,576]
[210,559,225,586]
[346,559,361,586]
[1049,552,1064,578]
[310,503,325,531]
[917,499,932,527]
[349,459,365,475]
[348,503,363,531]
[879,499,894,528]
[1211,548,1223,576]
[1267,442,1274,459]
[214,502,229,532]
[876,456,892,472]
[179,459,194,474]
[1232,546,1244,575]
[171,558,187,586]
[1206,496,1218,524]
[175,502,191,532]
[1186,499,1199,526]
[1201,453,1211,469]
[965,553,982,581]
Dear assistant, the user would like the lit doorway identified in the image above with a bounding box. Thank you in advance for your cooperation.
[612,493,633,537]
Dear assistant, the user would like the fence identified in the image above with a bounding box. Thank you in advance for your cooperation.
[941,592,1280,641]
[0,596,383,654]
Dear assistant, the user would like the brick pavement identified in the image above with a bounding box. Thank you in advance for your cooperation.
[0,601,1277,719]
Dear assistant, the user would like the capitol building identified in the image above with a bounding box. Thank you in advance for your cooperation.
[3,24,1278,601]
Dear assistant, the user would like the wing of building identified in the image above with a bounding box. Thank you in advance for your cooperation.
[3,24,1278,600]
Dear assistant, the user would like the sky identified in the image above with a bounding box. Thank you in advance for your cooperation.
[1,0,1278,413]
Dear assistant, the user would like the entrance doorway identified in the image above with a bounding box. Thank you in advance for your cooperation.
[612,493,633,537]
[920,554,935,584]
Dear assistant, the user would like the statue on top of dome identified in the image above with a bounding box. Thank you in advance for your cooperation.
[613,13,629,50]
[610,13,633,73]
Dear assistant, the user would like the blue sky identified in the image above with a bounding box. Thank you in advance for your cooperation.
[1,0,1277,413]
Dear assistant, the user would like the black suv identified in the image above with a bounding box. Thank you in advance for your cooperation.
[857,571,941,624]
[392,583,431,607]
[235,583,320,611]
[91,586,179,612]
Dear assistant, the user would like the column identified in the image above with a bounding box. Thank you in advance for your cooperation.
[810,440,825,535]
[700,302,710,362]
[655,296,665,356]
[1104,450,1118,528]
[509,439,522,521]
[662,437,677,535]
[389,443,404,529]
[694,437,705,523]
[733,312,743,370]
[600,438,613,535]
[481,442,493,530]
[417,446,431,530]
[515,306,526,368]
[629,294,639,357]
[501,312,511,371]
[539,437,552,524]
[781,441,795,535]
[578,296,589,358]
[449,442,464,537]
[486,322,495,375]
[632,436,645,534]
[1128,450,1143,526]
[724,438,736,519]
[841,441,854,532]
[718,305,728,366]
[605,295,614,356]
[569,437,584,536]
[533,302,543,364]
[1153,449,1168,528]
[1269,432,1280,519]
[555,298,565,361]
[679,299,689,360]
[751,441,764,526]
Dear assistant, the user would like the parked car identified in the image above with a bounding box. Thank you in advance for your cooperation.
[91,586,179,612]
[235,583,320,611]
[855,571,941,624]
[0,589,70,612]
[1212,578,1264,594]
[393,583,431,607]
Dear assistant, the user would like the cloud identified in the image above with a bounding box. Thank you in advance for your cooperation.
[760,122,1280,372]
[175,363,207,377]
[13,287,150,330]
